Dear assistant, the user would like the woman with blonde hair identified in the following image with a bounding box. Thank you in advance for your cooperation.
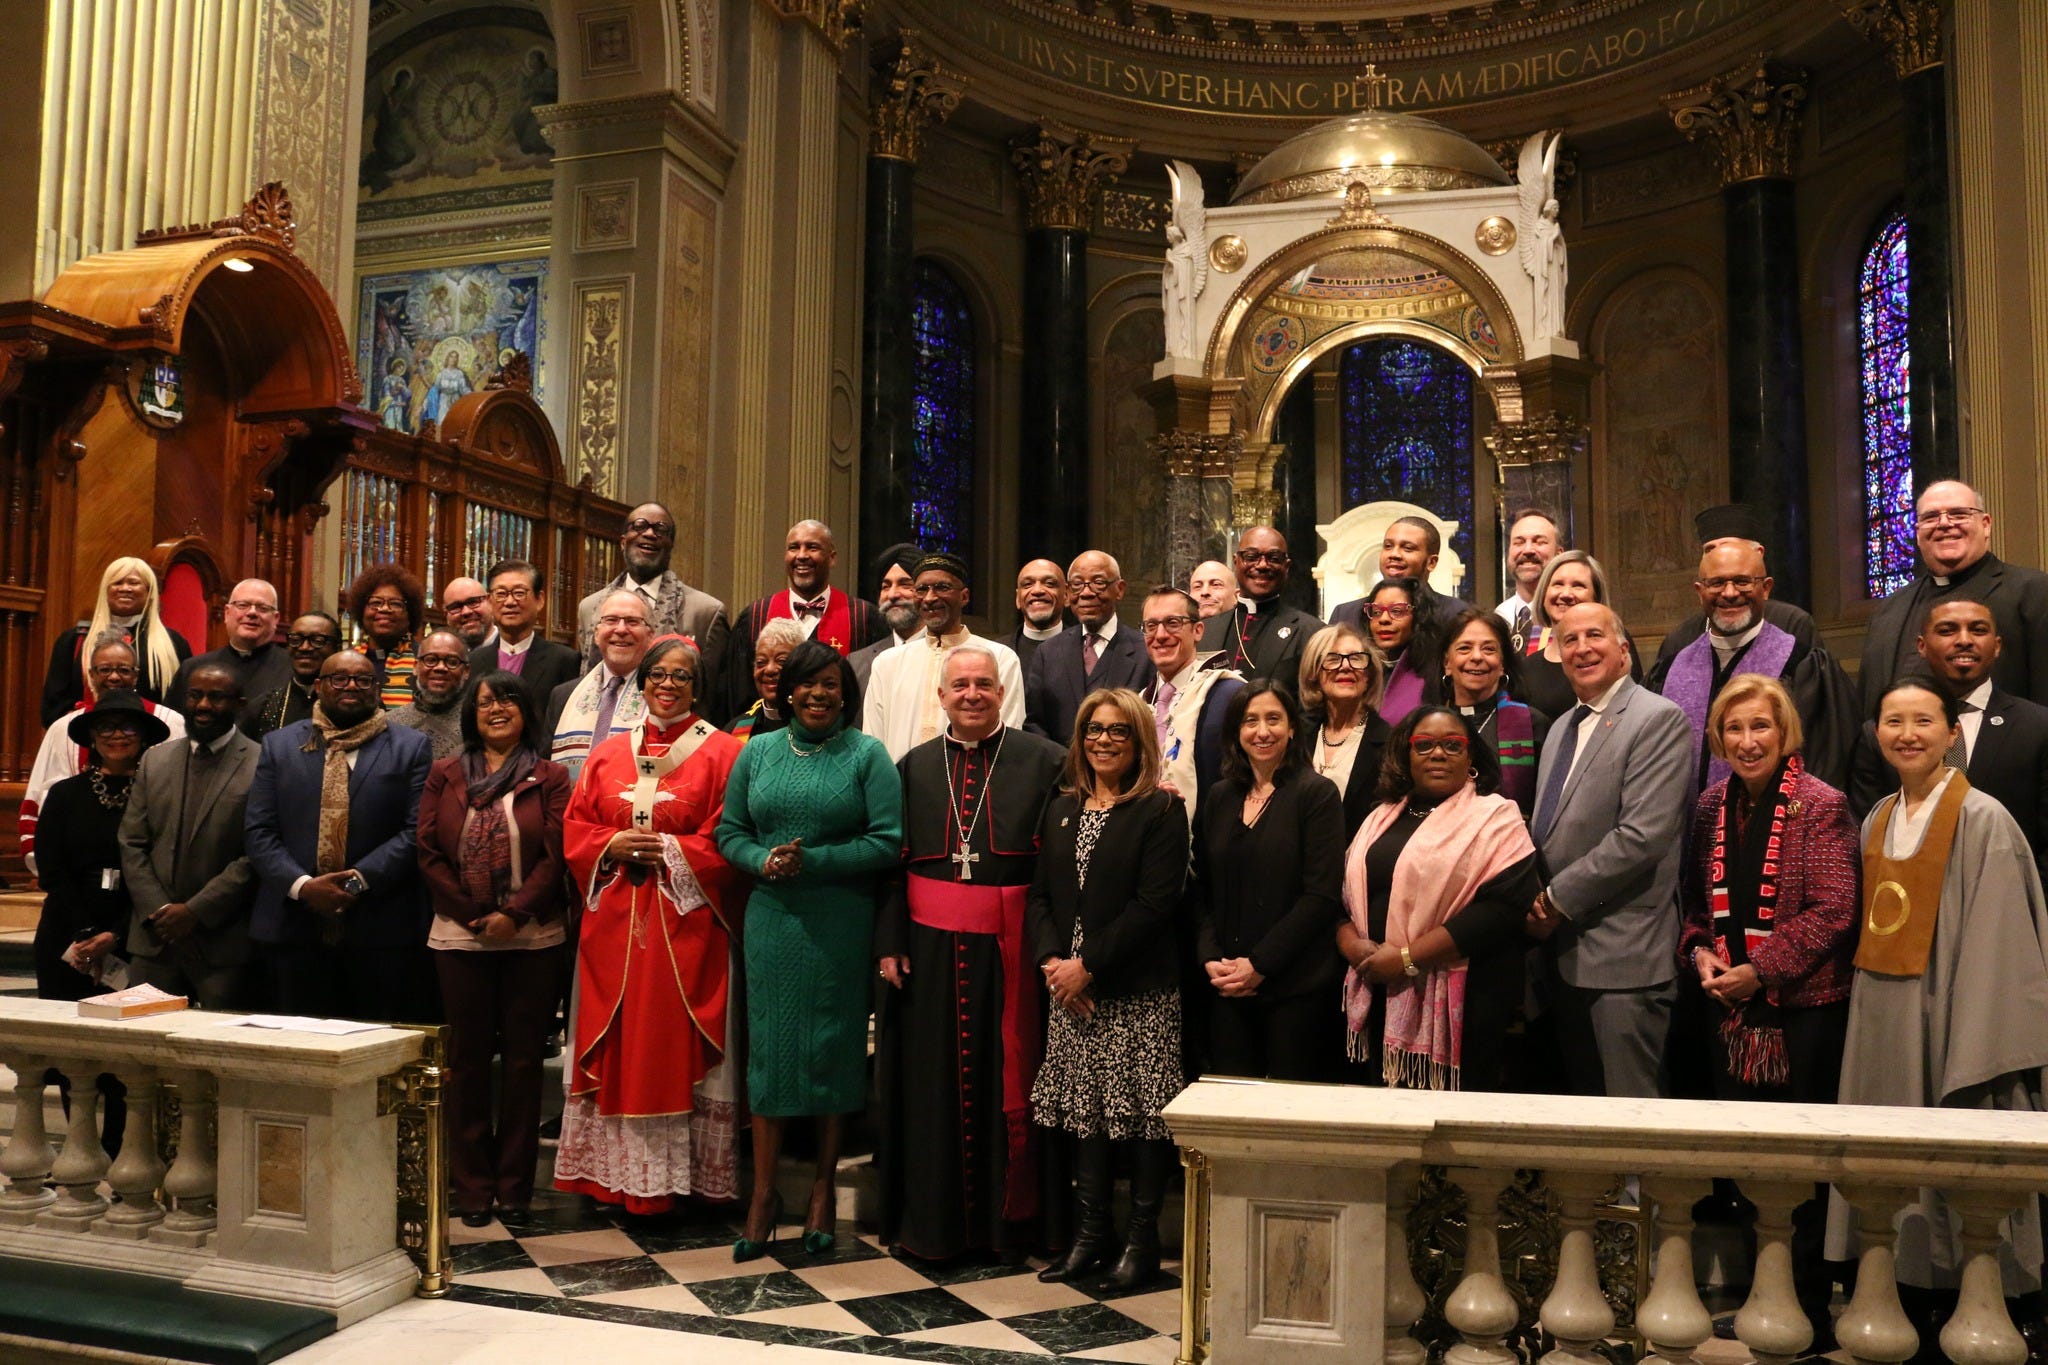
[40,558,190,726]
[1299,622,1390,838]
[1518,550,1638,718]
[1029,687,1191,1291]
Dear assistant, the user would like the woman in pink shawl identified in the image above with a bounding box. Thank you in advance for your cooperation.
[1337,706,1541,1091]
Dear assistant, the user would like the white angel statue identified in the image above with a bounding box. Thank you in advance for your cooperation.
[1163,160,1207,359]
[1517,131,1568,341]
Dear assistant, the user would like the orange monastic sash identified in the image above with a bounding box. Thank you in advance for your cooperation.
[1856,772,1969,979]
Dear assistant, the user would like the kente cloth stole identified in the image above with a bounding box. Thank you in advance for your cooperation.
[1856,772,1970,978]
[1708,755,1801,1087]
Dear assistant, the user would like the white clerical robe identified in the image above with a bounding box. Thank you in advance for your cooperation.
[863,628,1026,761]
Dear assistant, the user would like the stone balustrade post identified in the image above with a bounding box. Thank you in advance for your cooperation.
[1938,1193,2030,1365]
[1541,1171,1619,1365]
[1835,1185,1920,1365]
[152,1070,217,1247]
[1638,1177,1714,1365]
[0,1058,56,1223]
[1444,1167,1520,1365]
[1385,1165,1428,1365]
[38,1065,110,1227]
[97,1071,165,1237]
[1733,1180,1815,1365]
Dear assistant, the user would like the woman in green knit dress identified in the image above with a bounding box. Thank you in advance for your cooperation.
[716,639,903,1260]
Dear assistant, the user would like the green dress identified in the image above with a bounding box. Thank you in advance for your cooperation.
[716,720,903,1116]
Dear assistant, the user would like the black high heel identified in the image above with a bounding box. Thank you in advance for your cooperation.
[734,1190,783,1263]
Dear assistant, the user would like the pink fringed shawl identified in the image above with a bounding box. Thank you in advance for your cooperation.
[1341,783,1535,1089]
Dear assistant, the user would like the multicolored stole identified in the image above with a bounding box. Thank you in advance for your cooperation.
[1856,771,1970,978]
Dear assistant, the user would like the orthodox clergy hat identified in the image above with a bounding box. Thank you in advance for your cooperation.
[913,552,970,586]
[68,689,171,748]
[1693,503,1769,548]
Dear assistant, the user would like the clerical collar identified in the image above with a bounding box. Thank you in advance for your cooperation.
[1023,621,1064,641]
[1709,618,1765,663]
[1931,553,1994,590]
[497,632,534,657]
[230,642,260,660]
[944,726,1002,750]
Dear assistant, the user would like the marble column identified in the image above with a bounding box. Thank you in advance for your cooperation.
[1667,60,1814,608]
[1841,0,1957,486]
[1154,429,1240,586]
[1011,126,1131,569]
[1271,380,1321,615]
[860,34,962,560]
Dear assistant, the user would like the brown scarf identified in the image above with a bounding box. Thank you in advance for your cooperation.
[303,702,390,876]
[1856,770,1970,978]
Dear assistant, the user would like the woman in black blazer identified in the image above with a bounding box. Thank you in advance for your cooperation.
[1029,686,1190,1294]
[1196,682,1347,1084]
[1299,624,1392,839]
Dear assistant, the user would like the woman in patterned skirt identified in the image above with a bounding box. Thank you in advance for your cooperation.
[716,639,903,1260]
[1029,687,1191,1292]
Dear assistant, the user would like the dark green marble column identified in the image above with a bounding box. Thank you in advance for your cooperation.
[1725,176,1811,608]
[1901,62,1957,489]
[859,154,916,559]
[1018,229,1090,568]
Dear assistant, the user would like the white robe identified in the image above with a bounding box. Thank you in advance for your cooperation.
[862,628,1025,762]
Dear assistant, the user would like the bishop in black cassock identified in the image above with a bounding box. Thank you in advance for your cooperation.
[876,655,1066,1264]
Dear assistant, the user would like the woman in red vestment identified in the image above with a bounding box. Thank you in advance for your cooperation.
[556,635,744,1213]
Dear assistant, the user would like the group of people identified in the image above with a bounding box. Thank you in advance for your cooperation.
[23,480,2048,1324]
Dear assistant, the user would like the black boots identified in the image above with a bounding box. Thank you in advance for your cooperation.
[1099,1140,1172,1293]
[1040,1135,1115,1283]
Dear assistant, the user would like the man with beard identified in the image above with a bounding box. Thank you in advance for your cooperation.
[1494,509,1561,652]
[1647,508,1858,796]
[577,502,729,716]
[1188,560,1238,621]
[167,578,290,714]
[1198,527,1324,694]
[244,613,342,740]
[388,629,470,758]
[875,644,1067,1265]
[118,663,261,1008]
[850,542,924,694]
[725,519,881,710]
[1001,559,1073,668]
[1024,551,1153,745]
[439,576,495,651]
[1332,517,1465,635]
[865,553,1025,761]
[245,650,435,1021]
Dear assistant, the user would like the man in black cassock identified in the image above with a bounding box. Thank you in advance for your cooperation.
[876,642,1067,1264]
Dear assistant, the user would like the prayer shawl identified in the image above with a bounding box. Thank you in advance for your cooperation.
[1662,622,1798,793]
[1342,783,1535,1088]
[550,666,646,777]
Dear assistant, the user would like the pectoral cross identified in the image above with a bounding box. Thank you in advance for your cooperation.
[951,848,980,881]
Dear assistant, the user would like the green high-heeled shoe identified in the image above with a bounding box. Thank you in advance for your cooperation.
[734,1191,783,1263]
[801,1182,837,1255]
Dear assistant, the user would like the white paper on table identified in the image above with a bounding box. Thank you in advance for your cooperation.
[217,1014,384,1036]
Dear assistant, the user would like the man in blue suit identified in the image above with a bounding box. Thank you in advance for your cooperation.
[246,650,435,1021]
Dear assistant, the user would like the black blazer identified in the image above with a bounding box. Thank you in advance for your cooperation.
[1859,554,2048,716]
[471,637,581,711]
[1024,623,1154,745]
[1026,789,1190,999]
[1303,707,1392,839]
[1193,772,1347,998]
[1198,601,1325,694]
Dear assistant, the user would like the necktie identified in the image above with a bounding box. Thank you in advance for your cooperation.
[1944,701,1979,771]
[1533,704,1592,843]
[593,673,624,743]
[1083,631,1100,677]
[1152,679,1175,749]
[1512,604,1532,654]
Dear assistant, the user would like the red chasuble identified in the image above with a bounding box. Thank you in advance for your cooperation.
[562,717,741,1118]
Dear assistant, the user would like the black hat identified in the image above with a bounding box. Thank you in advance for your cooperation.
[912,552,970,586]
[1694,504,1768,547]
[68,689,171,748]
[872,542,924,594]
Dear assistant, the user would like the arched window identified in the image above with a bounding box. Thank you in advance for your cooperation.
[1859,210,1914,599]
[910,259,977,561]
[1339,337,1474,587]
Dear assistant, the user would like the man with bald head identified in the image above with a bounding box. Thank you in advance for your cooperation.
[1001,558,1074,668]
[439,576,494,650]
[1188,560,1238,620]
[169,577,290,715]
[577,501,729,716]
[1198,526,1324,693]
[726,518,881,714]
[1024,550,1153,744]
[1528,601,1694,1097]
[1860,479,2048,715]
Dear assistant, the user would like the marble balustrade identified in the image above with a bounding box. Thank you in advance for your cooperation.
[1164,1082,2048,1365]
[0,998,425,1329]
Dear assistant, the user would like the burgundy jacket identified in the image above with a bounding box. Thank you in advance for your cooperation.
[1678,767,1860,1008]
[416,755,572,928]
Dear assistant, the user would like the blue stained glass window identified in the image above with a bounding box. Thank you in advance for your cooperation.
[1339,338,1475,590]
[910,260,976,561]
[1859,210,1914,599]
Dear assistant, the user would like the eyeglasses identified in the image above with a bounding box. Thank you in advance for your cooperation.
[363,596,408,612]
[1082,722,1135,741]
[1235,549,1290,566]
[226,599,278,615]
[89,663,138,681]
[286,632,339,650]
[624,519,675,539]
[91,721,142,737]
[644,668,695,686]
[1700,576,1762,592]
[417,654,468,671]
[1365,603,1413,620]
[320,675,377,691]
[475,697,522,715]
[1916,507,1984,527]
[1140,616,1195,635]
[1409,735,1470,756]
[596,614,651,631]
[489,586,533,603]
[1068,576,1116,594]
[443,594,489,614]
[1320,651,1372,673]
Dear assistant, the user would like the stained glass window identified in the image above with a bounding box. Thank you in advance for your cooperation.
[910,259,976,561]
[1339,337,1475,590]
[1859,210,1914,599]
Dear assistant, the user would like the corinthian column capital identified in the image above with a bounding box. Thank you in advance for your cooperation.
[1664,57,1810,185]
[1010,124,1135,233]
[869,32,965,162]
[1836,0,1946,78]
[763,0,863,52]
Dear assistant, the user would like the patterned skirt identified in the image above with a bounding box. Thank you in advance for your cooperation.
[1030,921,1184,1142]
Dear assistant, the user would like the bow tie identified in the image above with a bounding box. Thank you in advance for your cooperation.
[792,599,824,619]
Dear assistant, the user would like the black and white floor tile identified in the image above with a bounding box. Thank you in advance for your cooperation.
[447,1190,1183,1363]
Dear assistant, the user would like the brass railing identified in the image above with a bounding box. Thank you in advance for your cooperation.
[380,1025,451,1297]
[1177,1147,1211,1365]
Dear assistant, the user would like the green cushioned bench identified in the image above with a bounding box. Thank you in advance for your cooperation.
[0,1255,335,1364]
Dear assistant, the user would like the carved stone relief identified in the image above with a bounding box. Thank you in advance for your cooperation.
[660,181,715,582]
[257,0,360,296]
[577,180,640,252]
[573,277,631,500]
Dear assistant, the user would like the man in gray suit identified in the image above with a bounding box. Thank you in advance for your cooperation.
[576,501,730,717]
[118,662,260,1008]
[1527,602,1693,1098]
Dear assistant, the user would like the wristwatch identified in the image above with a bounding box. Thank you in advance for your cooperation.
[1399,946,1419,977]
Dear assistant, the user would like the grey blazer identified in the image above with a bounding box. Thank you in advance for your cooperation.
[117,732,261,967]
[1533,676,1693,990]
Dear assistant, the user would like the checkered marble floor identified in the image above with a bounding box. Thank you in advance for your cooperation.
[448,1190,1184,1363]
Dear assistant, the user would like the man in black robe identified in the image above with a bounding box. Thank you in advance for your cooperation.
[876,642,1066,1264]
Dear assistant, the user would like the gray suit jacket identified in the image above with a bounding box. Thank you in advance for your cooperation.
[117,732,260,967]
[577,571,730,717]
[1534,676,1692,990]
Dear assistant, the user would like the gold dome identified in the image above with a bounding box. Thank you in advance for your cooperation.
[1231,112,1510,205]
